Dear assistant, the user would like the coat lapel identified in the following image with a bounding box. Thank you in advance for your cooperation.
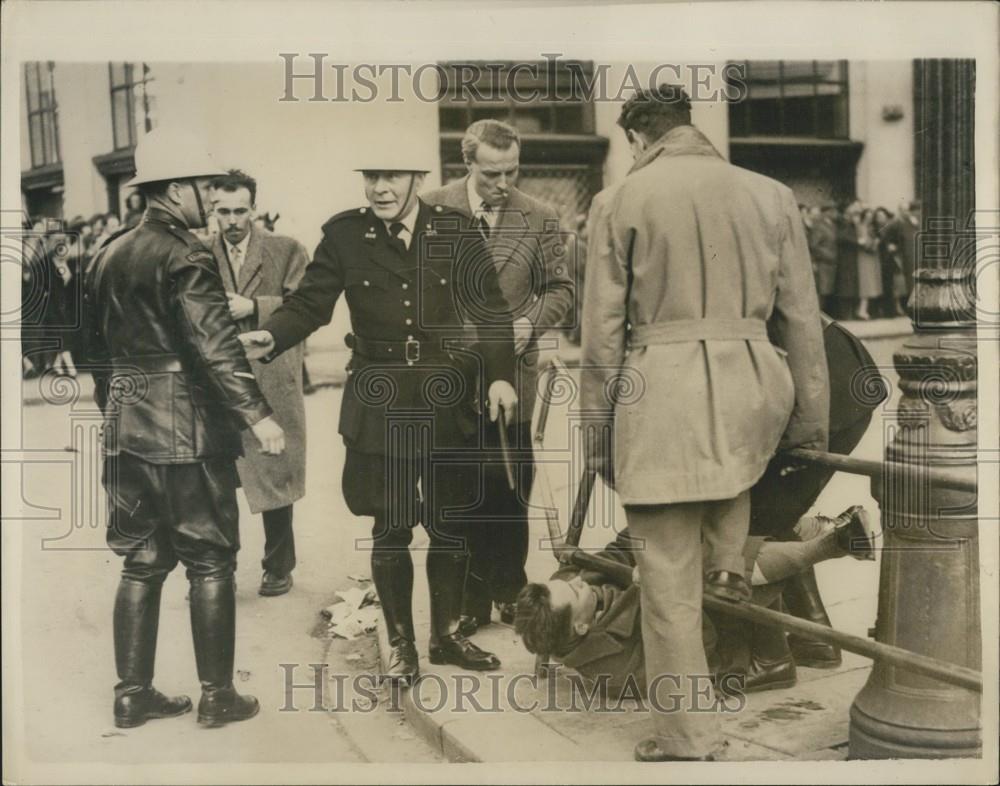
[211,235,238,293]
[238,229,265,296]
[489,187,533,271]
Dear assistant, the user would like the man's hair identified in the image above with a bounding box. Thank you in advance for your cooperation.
[617,83,692,141]
[514,582,574,655]
[212,169,257,205]
[461,119,520,165]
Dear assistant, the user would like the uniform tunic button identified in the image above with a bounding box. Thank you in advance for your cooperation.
[404,300,411,307]
[405,318,413,325]
[440,278,447,285]
[363,280,370,287]
[402,283,409,290]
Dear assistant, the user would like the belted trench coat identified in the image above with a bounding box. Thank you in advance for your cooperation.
[581,125,829,505]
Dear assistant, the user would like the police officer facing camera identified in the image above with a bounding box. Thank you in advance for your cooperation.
[240,148,518,684]
[87,127,285,730]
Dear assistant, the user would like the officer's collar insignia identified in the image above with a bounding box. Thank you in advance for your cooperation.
[364,226,377,241]
[424,223,437,236]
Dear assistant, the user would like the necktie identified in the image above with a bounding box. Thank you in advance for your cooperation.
[478,203,493,239]
[230,244,243,283]
[389,221,407,251]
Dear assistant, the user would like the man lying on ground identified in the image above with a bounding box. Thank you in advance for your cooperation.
[514,506,876,699]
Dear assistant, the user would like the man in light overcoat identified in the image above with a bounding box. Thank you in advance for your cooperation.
[581,85,829,762]
[211,170,308,596]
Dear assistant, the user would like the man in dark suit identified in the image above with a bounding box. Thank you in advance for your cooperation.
[239,150,519,684]
[422,120,576,631]
[86,127,285,729]
[211,170,310,597]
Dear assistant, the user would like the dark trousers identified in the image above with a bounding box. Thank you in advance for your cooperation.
[465,419,534,615]
[342,447,476,551]
[104,454,240,583]
[261,505,296,576]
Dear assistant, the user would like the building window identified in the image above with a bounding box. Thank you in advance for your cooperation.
[24,62,61,168]
[438,60,595,134]
[728,60,849,139]
[109,62,157,150]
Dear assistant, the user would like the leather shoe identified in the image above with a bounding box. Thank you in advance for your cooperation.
[634,738,715,762]
[429,634,501,671]
[745,654,797,693]
[833,505,877,561]
[382,639,419,685]
[705,570,751,603]
[197,685,260,728]
[259,571,293,597]
[458,613,489,637]
[114,686,192,728]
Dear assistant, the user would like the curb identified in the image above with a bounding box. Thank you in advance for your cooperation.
[374,619,583,763]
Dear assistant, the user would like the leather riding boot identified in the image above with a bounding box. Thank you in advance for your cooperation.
[190,576,260,727]
[426,550,500,671]
[745,600,797,692]
[371,551,419,685]
[113,578,192,728]
[783,568,842,668]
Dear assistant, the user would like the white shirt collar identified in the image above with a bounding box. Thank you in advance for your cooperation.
[467,177,497,225]
[382,201,420,239]
[225,232,251,260]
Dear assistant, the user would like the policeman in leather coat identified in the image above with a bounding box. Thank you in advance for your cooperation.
[241,150,518,684]
[86,127,285,729]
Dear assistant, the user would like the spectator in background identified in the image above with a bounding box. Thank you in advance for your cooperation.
[853,207,883,321]
[122,191,146,229]
[834,201,860,320]
[808,203,837,312]
[873,207,905,317]
[882,200,920,312]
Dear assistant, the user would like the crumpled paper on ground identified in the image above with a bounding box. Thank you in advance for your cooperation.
[321,586,379,640]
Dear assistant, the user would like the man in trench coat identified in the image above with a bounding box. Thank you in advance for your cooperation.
[580,84,829,761]
[210,170,309,596]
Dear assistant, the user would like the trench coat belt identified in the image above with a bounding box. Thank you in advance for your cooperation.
[627,318,769,349]
[110,353,183,373]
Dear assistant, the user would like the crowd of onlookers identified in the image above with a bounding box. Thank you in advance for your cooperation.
[19,192,284,380]
[800,199,921,321]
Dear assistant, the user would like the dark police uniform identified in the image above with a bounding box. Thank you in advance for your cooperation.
[87,207,272,722]
[262,199,515,673]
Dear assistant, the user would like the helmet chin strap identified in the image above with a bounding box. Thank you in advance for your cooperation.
[189,180,208,227]
[387,173,418,223]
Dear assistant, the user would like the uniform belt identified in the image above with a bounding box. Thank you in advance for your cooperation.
[346,334,452,365]
[111,354,183,373]
[628,318,769,348]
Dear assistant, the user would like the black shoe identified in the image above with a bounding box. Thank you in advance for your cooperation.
[784,568,842,668]
[382,639,420,685]
[197,685,260,728]
[833,506,877,561]
[745,655,797,693]
[429,634,501,671]
[634,738,715,762]
[259,571,293,596]
[114,685,192,728]
[705,570,751,603]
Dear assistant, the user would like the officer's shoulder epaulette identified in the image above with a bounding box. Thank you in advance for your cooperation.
[321,206,369,233]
